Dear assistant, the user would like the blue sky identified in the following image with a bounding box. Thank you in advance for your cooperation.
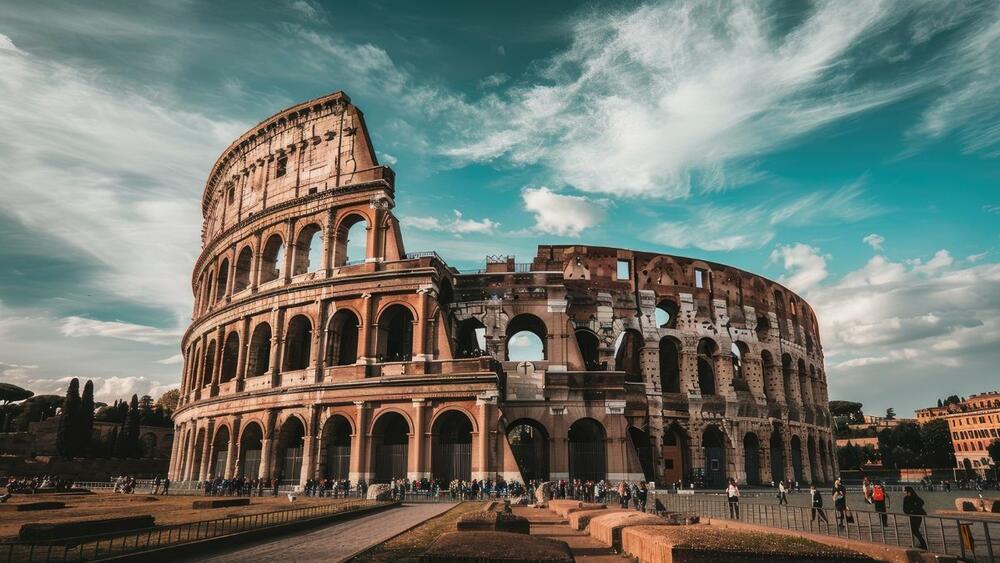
[0,0,996,415]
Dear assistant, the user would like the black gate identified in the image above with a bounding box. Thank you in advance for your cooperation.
[432,443,471,482]
[568,442,606,482]
[704,446,724,488]
[375,444,408,482]
[326,445,351,480]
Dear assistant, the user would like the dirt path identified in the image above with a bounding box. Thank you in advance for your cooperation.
[186,502,456,563]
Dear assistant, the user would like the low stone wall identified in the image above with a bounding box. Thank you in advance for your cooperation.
[19,515,155,542]
[456,510,530,534]
[546,500,581,518]
[566,508,628,531]
[0,501,65,512]
[422,531,572,562]
[192,498,250,509]
[955,497,1000,513]
[588,512,667,551]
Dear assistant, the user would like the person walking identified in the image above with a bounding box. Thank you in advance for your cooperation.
[872,480,889,527]
[903,486,928,549]
[637,482,648,513]
[777,480,788,505]
[862,476,873,505]
[726,478,740,519]
[810,484,829,524]
[162,478,170,496]
[832,478,848,529]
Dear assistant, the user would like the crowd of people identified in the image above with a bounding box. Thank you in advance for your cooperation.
[0,475,74,494]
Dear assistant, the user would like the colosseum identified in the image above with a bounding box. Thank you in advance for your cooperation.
[168,91,837,489]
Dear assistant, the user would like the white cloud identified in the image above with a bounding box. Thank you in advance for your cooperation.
[60,317,180,346]
[441,1,968,197]
[402,210,499,236]
[0,33,24,55]
[289,0,323,20]
[154,354,184,365]
[94,376,175,403]
[378,152,398,166]
[769,243,829,293]
[521,187,607,237]
[863,233,885,251]
[478,73,510,89]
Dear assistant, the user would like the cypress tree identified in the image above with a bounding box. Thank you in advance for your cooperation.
[57,379,81,458]
[80,380,95,457]
[125,394,141,457]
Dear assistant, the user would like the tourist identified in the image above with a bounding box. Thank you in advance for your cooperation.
[636,482,648,513]
[903,486,928,550]
[872,480,889,527]
[163,477,170,495]
[862,476,873,504]
[726,478,740,519]
[153,475,161,495]
[832,478,848,529]
[810,484,828,524]
[777,480,788,505]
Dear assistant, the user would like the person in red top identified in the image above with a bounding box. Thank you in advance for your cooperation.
[872,480,889,527]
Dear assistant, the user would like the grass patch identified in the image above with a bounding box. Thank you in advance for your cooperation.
[351,502,487,562]
[652,526,873,559]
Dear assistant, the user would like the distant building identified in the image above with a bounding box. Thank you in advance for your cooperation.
[915,391,1000,473]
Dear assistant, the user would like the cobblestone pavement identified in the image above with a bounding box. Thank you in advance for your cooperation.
[187,502,457,563]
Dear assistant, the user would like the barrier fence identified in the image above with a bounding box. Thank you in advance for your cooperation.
[0,498,388,563]
[655,492,998,563]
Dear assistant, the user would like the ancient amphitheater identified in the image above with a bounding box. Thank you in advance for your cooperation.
[168,91,837,488]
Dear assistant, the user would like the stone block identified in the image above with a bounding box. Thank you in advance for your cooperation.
[0,501,65,512]
[588,511,668,551]
[366,483,393,501]
[567,508,627,531]
[422,531,572,562]
[191,498,251,509]
[547,500,582,518]
[955,497,1000,512]
[19,515,155,542]
[456,510,530,534]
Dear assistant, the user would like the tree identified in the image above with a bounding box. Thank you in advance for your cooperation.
[937,399,943,408]
[80,380,95,456]
[885,408,896,420]
[944,395,961,406]
[919,419,955,468]
[57,379,81,458]
[13,395,62,431]
[837,444,862,470]
[0,383,33,432]
[124,394,140,458]
[987,439,1000,467]
[156,389,180,413]
[878,422,923,469]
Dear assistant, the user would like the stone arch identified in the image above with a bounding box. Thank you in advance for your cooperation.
[781,353,795,404]
[505,313,547,361]
[614,329,644,383]
[797,358,809,405]
[456,317,487,358]
[629,426,656,482]
[731,341,750,383]
[575,329,601,370]
[283,315,312,371]
[807,435,819,483]
[770,426,786,483]
[215,258,230,302]
[696,338,718,395]
[260,234,285,283]
[371,411,411,482]
[743,432,761,485]
[247,322,272,377]
[702,425,727,488]
[659,336,681,393]
[568,418,606,482]
[274,415,306,484]
[755,315,771,341]
[320,414,352,480]
[292,222,323,275]
[334,212,370,266]
[431,410,474,482]
[376,303,414,361]
[191,428,206,479]
[507,419,550,483]
[211,425,230,477]
[790,435,804,484]
[233,246,253,292]
[202,340,217,386]
[326,309,360,366]
[661,423,690,485]
[655,298,679,328]
[220,331,240,383]
[238,421,264,478]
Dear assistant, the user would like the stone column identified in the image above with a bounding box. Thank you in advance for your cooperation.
[225,245,236,300]
[364,209,380,262]
[309,300,325,379]
[783,433,795,483]
[322,208,335,276]
[212,326,225,393]
[269,307,285,387]
[411,399,426,480]
[357,293,374,364]
[250,230,262,292]
[300,435,316,486]
[350,401,369,483]
[412,288,430,361]
[225,419,240,478]
[259,438,273,480]
[475,400,491,481]
[199,421,215,480]
[235,316,250,391]
[282,219,295,283]
[184,423,199,481]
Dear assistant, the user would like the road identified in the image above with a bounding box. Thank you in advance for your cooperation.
[186,502,456,563]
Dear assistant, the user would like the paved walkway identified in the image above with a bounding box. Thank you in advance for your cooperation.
[512,506,630,563]
[186,502,456,563]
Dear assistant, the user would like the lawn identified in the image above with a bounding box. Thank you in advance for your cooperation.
[350,502,487,562]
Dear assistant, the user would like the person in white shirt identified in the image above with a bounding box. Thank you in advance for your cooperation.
[726,478,740,519]
[778,480,788,505]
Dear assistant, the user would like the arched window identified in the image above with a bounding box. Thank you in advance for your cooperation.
[505,314,546,361]
[202,340,217,386]
[233,247,253,293]
[247,323,271,377]
[275,417,305,484]
[614,329,644,383]
[659,336,681,393]
[655,299,679,328]
[372,412,409,482]
[731,342,747,379]
[456,318,487,358]
[335,214,369,266]
[761,350,775,400]
[575,330,601,370]
[215,259,229,302]
[204,271,214,309]
[211,427,230,477]
[283,315,312,371]
[755,315,770,340]
[770,427,785,482]
[292,224,323,275]
[238,422,263,478]
[790,435,804,483]
[220,332,240,383]
[377,305,414,361]
[507,419,549,482]
[321,415,352,480]
[432,410,473,482]
[260,235,285,283]
[781,354,794,403]
[326,309,359,366]
[568,418,606,481]
[697,338,717,395]
[797,358,809,405]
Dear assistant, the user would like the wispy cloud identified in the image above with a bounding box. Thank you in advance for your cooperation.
[401,210,499,236]
[60,317,180,346]
[522,187,607,237]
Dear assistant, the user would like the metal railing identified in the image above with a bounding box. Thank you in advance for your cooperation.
[0,498,388,563]
[655,492,998,562]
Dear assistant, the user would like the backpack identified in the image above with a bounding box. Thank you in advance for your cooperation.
[872,486,885,502]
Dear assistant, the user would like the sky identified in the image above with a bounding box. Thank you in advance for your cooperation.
[0,0,997,416]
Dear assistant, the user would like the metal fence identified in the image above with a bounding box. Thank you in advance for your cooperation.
[655,493,999,562]
[0,498,387,562]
